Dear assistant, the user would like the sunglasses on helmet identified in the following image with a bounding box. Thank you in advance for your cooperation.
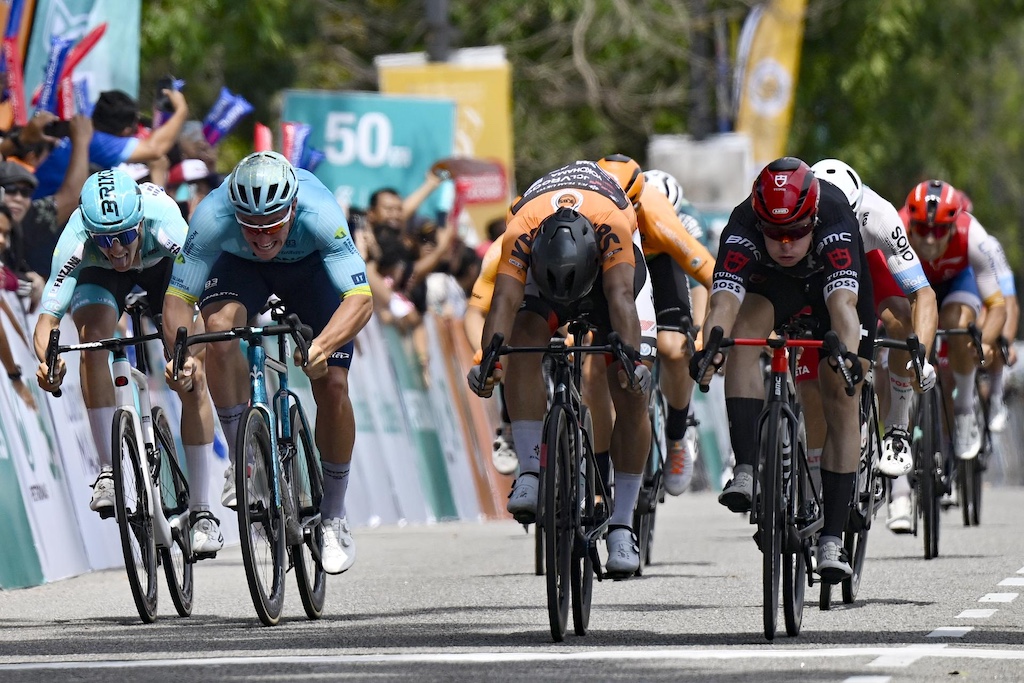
[236,206,292,235]
[91,226,141,249]
[757,214,816,243]
[910,220,954,239]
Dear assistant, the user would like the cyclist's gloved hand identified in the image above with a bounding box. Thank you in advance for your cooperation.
[689,348,723,384]
[908,358,937,393]
[467,362,501,398]
[295,342,329,380]
[165,356,195,392]
[618,361,652,395]
[36,359,66,393]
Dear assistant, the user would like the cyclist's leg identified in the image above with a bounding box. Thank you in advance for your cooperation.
[877,294,916,476]
[795,358,825,495]
[941,287,982,458]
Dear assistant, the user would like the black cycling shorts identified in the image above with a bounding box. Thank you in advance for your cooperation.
[70,258,173,317]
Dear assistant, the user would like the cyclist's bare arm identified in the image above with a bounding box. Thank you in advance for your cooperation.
[825,289,862,362]
[908,285,939,357]
[603,263,642,350]
[312,292,373,355]
[481,274,525,355]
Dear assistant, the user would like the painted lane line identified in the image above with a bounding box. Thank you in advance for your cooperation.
[844,677,891,683]
[1016,565,1024,574]
[956,609,997,618]
[926,627,973,638]
[998,577,1024,586]
[979,593,1018,603]
[868,644,947,667]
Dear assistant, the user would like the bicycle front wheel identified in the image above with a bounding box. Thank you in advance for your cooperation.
[112,409,158,623]
[542,404,572,642]
[959,456,982,527]
[783,413,807,635]
[289,404,327,620]
[759,409,784,641]
[844,385,880,604]
[236,408,287,626]
[153,406,193,618]
[915,391,941,560]
[571,406,595,636]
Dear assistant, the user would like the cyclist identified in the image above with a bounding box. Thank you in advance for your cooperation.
[900,180,1008,462]
[162,151,372,575]
[801,161,938,490]
[590,157,714,496]
[691,156,876,581]
[32,168,223,556]
[467,160,653,579]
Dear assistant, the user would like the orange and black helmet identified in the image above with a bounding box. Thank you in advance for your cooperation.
[597,154,644,206]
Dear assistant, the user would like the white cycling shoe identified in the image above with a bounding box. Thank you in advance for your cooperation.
[191,510,224,556]
[321,517,355,574]
[953,413,981,460]
[886,495,913,534]
[506,473,539,524]
[90,466,115,518]
[815,536,852,583]
[605,526,640,579]
[879,427,913,477]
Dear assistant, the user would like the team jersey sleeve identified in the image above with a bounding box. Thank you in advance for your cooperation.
[967,218,1007,308]
[167,190,225,304]
[638,188,714,288]
[711,204,759,304]
[140,183,188,258]
[308,184,371,300]
[468,238,502,312]
[39,214,90,318]
[816,204,863,302]
[859,188,929,294]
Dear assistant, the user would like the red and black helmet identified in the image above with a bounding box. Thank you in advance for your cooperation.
[905,180,962,226]
[751,157,820,226]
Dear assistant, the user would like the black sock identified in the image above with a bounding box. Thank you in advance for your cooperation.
[595,450,611,493]
[821,470,856,539]
[666,403,690,441]
[727,398,764,469]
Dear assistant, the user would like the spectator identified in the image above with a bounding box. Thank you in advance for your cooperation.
[0,204,36,410]
[1,114,93,280]
[173,120,218,171]
[31,88,188,198]
[365,187,404,238]
[476,216,507,259]
[166,158,221,220]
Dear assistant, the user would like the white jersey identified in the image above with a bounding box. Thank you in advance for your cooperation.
[857,185,929,294]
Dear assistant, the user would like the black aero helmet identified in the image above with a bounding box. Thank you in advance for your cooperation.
[530,208,601,304]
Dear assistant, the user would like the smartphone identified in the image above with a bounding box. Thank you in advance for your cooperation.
[43,120,72,138]
[154,76,176,113]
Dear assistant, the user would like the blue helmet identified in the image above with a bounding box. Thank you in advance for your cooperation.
[227,151,298,216]
[79,169,144,234]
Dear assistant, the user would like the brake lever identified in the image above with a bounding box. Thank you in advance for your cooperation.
[696,326,724,393]
[823,330,855,396]
[45,328,62,398]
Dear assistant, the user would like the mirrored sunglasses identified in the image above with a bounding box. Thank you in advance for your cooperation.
[91,226,141,249]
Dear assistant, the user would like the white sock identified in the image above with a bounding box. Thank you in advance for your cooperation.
[886,373,914,431]
[990,367,1006,407]
[610,472,642,528]
[184,443,214,512]
[216,403,248,467]
[891,474,911,498]
[952,371,975,414]
[87,407,116,469]
[321,460,351,519]
[510,420,543,474]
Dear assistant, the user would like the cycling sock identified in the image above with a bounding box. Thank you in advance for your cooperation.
[890,474,912,497]
[726,397,763,469]
[820,470,856,539]
[511,420,543,474]
[886,373,914,430]
[184,443,213,512]
[807,448,823,495]
[666,403,690,441]
[216,403,248,464]
[595,450,612,494]
[990,367,1005,406]
[321,460,351,519]
[952,371,975,414]
[609,471,642,528]
[87,407,116,468]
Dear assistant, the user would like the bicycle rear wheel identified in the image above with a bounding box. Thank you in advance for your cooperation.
[153,406,193,618]
[542,404,572,642]
[634,383,666,572]
[236,408,287,626]
[112,409,158,623]
[534,521,545,576]
[759,410,784,641]
[571,406,595,636]
[915,390,941,560]
[844,385,880,604]
[289,404,327,620]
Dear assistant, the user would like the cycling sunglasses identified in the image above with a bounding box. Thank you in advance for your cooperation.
[757,215,816,243]
[91,226,141,249]
[237,206,292,235]
[910,220,954,239]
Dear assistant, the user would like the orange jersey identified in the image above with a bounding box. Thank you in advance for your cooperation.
[636,184,714,288]
[468,234,503,312]
[499,161,636,283]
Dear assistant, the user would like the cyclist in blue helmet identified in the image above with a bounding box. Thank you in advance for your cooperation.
[163,151,372,575]
[33,168,224,557]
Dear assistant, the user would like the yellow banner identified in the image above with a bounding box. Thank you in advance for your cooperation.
[378,50,514,236]
[734,0,808,169]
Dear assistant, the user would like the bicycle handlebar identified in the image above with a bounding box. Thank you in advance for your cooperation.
[936,322,986,368]
[172,315,313,380]
[478,329,640,387]
[44,326,165,397]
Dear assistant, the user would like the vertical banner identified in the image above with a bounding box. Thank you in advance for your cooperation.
[0,0,37,128]
[733,0,808,170]
[376,46,515,236]
[23,0,140,101]
[282,90,456,217]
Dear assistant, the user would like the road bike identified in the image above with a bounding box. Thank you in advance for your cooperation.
[480,318,639,642]
[46,293,192,623]
[696,322,854,640]
[172,301,325,626]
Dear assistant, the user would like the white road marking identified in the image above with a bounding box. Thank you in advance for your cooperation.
[956,609,997,618]
[979,593,1017,603]
[1017,565,1024,574]
[926,627,973,638]
[844,677,891,683]
[998,577,1024,586]
[868,644,947,667]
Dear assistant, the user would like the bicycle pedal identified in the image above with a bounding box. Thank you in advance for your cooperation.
[192,551,218,562]
[97,508,115,520]
[512,511,536,526]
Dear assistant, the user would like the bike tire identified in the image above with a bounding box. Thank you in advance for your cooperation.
[635,382,666,571]
[844,385,879,604]
[916,390,941,560]
[571,406,595,636]
[759,410,783,641]
[236,408,287,626]
[534,521,545,576]
[153,406,193,618]
[112,409,158,623]
[783,413,807,636]
[542,405,572,642]
[289,405,327,620]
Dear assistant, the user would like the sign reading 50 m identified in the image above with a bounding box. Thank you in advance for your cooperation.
[325,112,413,168]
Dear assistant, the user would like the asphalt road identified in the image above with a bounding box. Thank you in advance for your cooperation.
[1,487,1022,682]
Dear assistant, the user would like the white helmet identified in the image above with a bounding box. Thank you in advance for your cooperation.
[810,158,864,213]
[643,169,685,215]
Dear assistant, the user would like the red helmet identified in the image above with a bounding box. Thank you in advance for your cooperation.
[751,157,820,228]
[905,180,962,226]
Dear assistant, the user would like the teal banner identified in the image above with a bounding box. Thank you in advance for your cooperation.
[24,0,141,102]
[0,394,44,589]
[282,90,456,218]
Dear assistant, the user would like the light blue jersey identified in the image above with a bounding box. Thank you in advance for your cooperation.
[168,168,369,304]
[40,183,186,318]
